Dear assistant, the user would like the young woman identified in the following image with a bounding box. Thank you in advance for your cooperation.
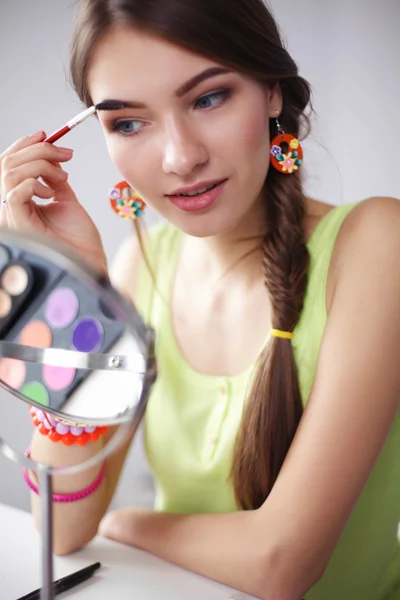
[0,1,399,599]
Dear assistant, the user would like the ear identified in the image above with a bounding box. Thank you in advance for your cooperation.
[266,81,283,118]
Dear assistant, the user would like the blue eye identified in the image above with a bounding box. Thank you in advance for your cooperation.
[112,120,143,136]
[194,89,230,110]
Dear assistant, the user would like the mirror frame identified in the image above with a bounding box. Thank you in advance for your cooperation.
[0,226,157,476]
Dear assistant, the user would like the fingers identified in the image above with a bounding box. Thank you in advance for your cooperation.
[4,179,55,231]
[1,141,73,174]
[0,131,73,193]
[0,132,45,212]
[0,131,75,230]
[2,159,69,191]
[0,131,47,173]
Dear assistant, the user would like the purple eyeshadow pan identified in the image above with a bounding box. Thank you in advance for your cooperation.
[45,287,79,329]
[72,317,104,352]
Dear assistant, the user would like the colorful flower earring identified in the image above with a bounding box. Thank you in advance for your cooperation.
[108,181,146,220]
[270,112,303,175]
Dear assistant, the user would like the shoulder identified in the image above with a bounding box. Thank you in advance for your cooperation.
[336,195,400,250]
[329,196,400,298]
[109,229,142,303]
[109,220,176,302]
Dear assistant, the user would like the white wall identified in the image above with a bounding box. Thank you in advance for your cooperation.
[0,0,398,511]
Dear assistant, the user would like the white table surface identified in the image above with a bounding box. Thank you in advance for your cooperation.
[0,503,254,600]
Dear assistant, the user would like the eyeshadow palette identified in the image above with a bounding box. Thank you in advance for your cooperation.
[0,242,126,413]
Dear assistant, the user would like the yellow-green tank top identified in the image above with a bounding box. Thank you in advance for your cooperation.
[136,201,400,600]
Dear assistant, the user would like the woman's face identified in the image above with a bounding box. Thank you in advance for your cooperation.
[88,27,282,238]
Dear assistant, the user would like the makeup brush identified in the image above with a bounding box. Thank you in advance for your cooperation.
[44,101,125,144]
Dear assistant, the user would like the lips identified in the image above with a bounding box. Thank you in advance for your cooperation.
[173,182,218,197]
[167,179,225,197]
[166,179,227,213]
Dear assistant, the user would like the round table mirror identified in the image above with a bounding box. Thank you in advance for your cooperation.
[0,227,157,600]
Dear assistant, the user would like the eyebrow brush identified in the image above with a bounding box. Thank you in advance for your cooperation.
[44,101,125,144]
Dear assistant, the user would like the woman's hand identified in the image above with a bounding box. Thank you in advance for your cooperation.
[0,130,108,273]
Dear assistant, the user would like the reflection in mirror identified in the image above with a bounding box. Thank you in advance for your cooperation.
[0,228,156,426]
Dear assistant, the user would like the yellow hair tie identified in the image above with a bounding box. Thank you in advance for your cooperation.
[271,329,294,340]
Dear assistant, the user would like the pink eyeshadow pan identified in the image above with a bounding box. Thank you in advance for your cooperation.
[45,287,79,329]
[42,365,76,391]
[0,358,26,389]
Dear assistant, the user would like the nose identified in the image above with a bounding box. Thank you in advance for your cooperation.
[162,117,208,176]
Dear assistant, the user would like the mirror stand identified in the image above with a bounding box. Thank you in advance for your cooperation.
[38,463,54,600]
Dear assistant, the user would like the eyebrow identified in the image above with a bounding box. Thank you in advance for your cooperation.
[98,67,233,111]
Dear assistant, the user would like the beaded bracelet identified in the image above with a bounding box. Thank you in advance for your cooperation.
[22,448,106,503]
[29,406,108,446]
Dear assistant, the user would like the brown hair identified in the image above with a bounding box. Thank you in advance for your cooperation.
[70,0,313,510]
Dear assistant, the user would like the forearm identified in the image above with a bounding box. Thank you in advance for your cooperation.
[104,509,279,599]
[30,424,133,555]
[103,508,316,600]
[29,429,109,554]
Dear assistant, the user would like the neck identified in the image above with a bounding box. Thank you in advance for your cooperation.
[182,194,268,287]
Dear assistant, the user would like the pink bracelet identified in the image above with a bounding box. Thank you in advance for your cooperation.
[22,448,106,503]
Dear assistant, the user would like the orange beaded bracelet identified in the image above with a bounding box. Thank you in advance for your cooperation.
[30,406,108,446]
